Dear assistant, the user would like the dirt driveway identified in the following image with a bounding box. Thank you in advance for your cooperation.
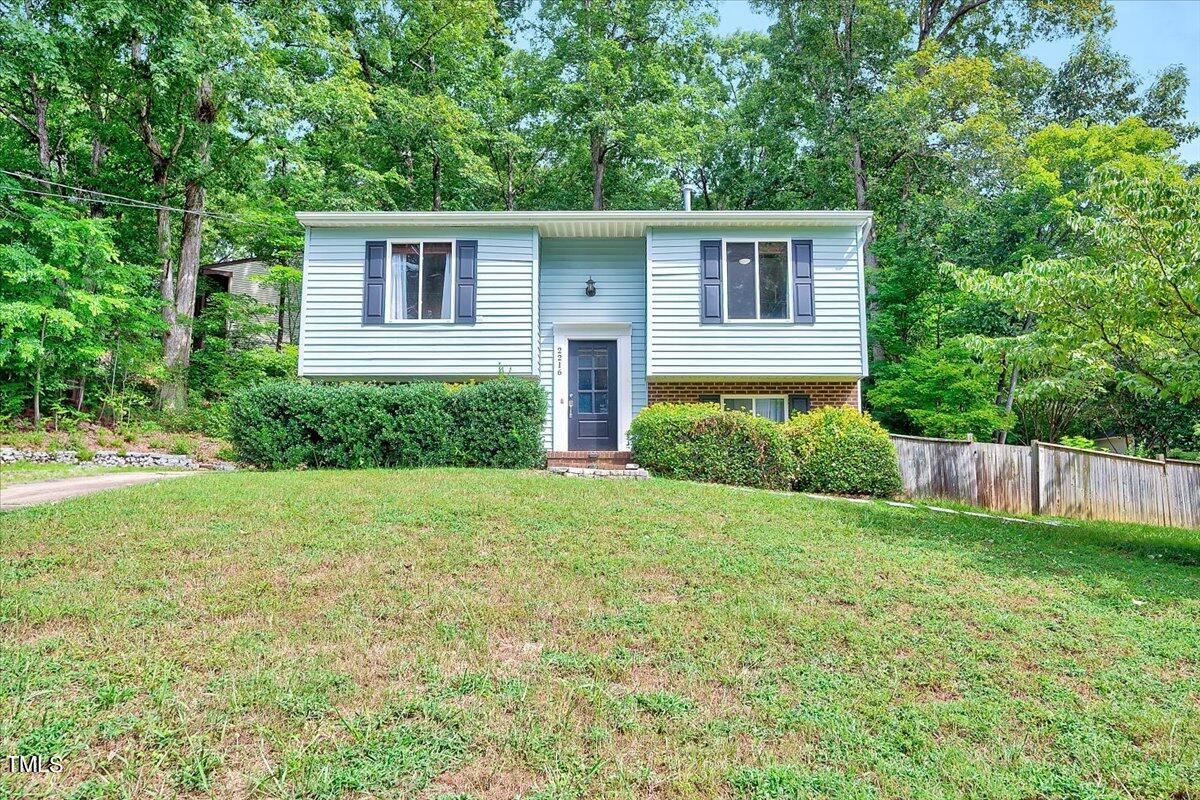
[0,471,195,510]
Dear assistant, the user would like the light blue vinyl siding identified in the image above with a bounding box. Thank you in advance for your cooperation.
[299,226,537,378]
[538,238,647,448]
[647,226,866,377]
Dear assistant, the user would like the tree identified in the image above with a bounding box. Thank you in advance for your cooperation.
[866,341,1015,438]
[1047,33,1199,142]
[0,188,158,424]
[959,170,1200,404]
[527,0,716,210]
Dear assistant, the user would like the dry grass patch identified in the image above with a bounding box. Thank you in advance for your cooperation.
[1,468,1198,799]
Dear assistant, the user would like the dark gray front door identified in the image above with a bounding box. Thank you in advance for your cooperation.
[568,340,618,451]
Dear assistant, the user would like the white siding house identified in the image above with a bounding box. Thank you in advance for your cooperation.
[295,210,872,452]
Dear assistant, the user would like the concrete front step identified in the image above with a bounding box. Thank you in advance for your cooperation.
[546,450,637,469]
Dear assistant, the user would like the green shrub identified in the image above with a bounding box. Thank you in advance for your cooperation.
[75,446,95,462]
[447,379,548,468]
[228,376,545,470]
[784,407,901,497]
[628,403,795,490]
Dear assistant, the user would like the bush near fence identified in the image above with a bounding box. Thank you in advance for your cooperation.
[229,377,545,469]
[785,408,902,498]
[628,403,796,490]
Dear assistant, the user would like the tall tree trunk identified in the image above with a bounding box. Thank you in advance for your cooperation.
[993,364,1019,443]
[504,150,515,211]
[431,149,442,211]
[89,136,108,217]
[31,74,50,171]
[161,78,214,411]
[275,292,285,351]
[33,314,46,427]
[590,131,606,211]
[850,134,885,362]
[850,134,868,211]
[154,161,177,399]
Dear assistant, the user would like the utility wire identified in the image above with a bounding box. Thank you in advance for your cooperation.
[0,169,277,228]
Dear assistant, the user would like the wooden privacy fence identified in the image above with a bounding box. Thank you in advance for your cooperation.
[890,435,1200,529]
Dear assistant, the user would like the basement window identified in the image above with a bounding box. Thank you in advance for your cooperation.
[721,395,787,423]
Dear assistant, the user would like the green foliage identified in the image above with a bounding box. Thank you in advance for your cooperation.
[0,189,159,423]
[1059,435,1097,450]
[445,378,547,469]
[867,342,1015,438]
[1048,34,1198,142]
[628,403,795,490]
[784,407,902,498]
[3,0,1195,455]
[958,171,1200,404]
[228,377,545,470]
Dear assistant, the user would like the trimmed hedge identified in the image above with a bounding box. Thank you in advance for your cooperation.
[784,406,901,497]
[628,403,796,490]
[229,377,545,469]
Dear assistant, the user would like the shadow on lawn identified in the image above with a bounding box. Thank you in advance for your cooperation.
[822,497,1200,600]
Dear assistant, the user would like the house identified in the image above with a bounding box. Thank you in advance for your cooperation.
[295,209,872,459]
[199,258,301,345]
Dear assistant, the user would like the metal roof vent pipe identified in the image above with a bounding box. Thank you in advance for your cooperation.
[682,184,694,211]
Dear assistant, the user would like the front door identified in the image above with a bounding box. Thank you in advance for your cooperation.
[568,340,618,451]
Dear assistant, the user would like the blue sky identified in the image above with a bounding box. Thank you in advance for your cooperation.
[715,0,1200,162]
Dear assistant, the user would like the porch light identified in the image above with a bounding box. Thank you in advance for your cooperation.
[585,276,597,297]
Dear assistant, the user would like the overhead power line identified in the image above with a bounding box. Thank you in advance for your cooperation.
[0,169,277,228]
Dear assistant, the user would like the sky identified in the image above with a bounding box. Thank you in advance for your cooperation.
[715,0,1200,162]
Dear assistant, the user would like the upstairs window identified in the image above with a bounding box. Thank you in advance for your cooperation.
[725,241,789,320]
[722,395,787,423]
[389,242,453,321]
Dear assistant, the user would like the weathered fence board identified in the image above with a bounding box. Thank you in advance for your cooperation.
[1166,460,1200,529]
[1038,443,1170,525]
[975,442,1032,515]
[890,435,1198,529]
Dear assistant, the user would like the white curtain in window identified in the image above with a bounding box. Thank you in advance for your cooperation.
[754,398,786,422]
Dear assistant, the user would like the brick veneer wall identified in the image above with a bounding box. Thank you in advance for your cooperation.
[647,379,861,409]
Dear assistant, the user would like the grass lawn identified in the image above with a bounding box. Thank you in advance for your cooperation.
[1,469,1197,799]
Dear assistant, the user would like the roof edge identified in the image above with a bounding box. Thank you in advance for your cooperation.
[294,210,874,229]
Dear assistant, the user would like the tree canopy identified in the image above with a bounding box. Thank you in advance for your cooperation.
[0,0,1196,450]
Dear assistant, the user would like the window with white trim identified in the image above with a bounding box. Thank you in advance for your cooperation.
[389,242,453,321]
[724,240,789,320]
[722,395,787,423]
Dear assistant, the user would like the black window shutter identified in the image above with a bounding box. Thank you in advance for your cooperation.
[700,239,723,324]
[792,239,814,324]
[788,394,811,419]
[455,240,477,324]
[362,240,386,325]
[698,394,720,404]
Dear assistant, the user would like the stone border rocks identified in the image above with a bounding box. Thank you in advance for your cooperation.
[548,465,650,479]
[0,446,236,472]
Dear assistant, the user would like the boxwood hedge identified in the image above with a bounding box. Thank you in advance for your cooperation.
[628,403,796,490]
[784,406,901,497]
[229,377,545,469]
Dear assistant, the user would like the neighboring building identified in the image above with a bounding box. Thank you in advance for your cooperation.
[200,258,301,344]
[295,210,872,454]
